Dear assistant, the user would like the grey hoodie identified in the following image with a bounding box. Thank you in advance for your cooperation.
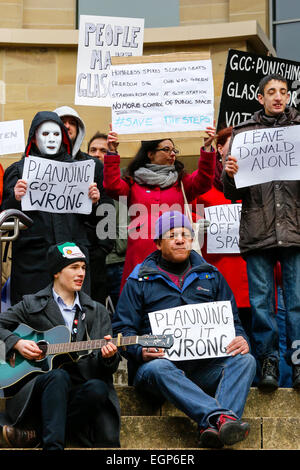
[54,105,85,158]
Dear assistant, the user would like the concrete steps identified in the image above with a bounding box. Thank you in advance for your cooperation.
[117,386,300,450]
[0,361,299,450]
[1,386,299,449]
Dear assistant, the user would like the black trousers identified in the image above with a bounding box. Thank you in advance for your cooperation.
[32,369,109,450]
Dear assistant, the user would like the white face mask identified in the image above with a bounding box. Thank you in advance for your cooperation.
[35,121,62,155]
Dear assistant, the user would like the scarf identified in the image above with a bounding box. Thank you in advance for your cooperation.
[133,164,178,188]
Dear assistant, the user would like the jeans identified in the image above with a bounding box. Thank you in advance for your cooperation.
[32,370,109,450]
[245,247,300,364]
[277,286,292,387]
[133,354,256,430]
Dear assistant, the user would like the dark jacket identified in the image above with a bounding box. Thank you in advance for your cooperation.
[112,250,248,385]
[0,283,121,447]
[1,111,97,304]
[74,150,114,255]
[222,107,300,255]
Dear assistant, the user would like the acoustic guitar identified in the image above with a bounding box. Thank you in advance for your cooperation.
[0,323,174,397]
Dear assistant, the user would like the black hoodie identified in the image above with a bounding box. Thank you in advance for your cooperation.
[1,111,93,304]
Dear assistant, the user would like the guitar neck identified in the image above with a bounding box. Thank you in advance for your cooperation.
[47,335,138,355]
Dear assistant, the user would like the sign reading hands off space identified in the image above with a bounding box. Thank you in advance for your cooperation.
[231,126,300,188]
[21,156,95,214]
[204,204,241,254]
[148,301,235,361]
[75,15,144,107]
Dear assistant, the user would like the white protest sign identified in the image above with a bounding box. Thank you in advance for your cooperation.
[148,301,235,361]
[204,204,241,253]
[21,156,95,214]
[231,125,300,188]
[0,120,25,155]
[111,60,214,134]
[75,15,144,107]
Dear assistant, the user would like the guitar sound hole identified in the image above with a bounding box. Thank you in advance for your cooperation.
[35,340,48,361]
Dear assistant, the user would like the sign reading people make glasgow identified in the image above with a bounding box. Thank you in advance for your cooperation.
[217,49,300,131]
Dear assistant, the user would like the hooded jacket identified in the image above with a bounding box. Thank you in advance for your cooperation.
[1,111,94,304]
[112,249,248,385]
[53,106,85,159]
[54,106,114,254]
[222,107,300,255]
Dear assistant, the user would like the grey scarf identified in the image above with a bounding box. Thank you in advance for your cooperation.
[133,164,178,188]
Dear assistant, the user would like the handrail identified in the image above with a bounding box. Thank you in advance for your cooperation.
[0,209,33,311]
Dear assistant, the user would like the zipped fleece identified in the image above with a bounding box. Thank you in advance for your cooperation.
[112,249,248,384]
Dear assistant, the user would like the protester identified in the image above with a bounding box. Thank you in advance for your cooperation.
[223,73,300,391]
[113,211,256,448]
[1,111,100,305]
[0,242,120,450]
[54,106,114,305]
[87,131,109,162]
[103,129,216,291]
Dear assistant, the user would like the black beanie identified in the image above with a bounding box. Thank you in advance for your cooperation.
[47,242,87,276]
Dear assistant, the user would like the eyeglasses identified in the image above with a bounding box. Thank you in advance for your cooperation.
[156,146,180,155]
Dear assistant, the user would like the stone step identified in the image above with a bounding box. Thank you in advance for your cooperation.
[116,386,300,418]
[1,386,299,450]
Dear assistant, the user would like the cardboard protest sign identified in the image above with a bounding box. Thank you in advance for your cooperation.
[231,126,300,188]
[75,15,144,107]
[148,301,235,361]
[0,120,25,155]
[21,156,95,214]
[204,204,241,253]
[111,58,214,134]
[218,49,300,130]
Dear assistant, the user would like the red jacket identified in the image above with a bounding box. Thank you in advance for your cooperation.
[104,148,215,291]
[194,186,250,308]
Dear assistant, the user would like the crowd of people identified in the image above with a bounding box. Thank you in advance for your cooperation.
[0,72,298,450]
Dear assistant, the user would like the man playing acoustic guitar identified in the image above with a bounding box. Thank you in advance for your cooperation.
[0,242,121,450]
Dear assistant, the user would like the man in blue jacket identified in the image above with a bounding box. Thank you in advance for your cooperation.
[113,211,256,449]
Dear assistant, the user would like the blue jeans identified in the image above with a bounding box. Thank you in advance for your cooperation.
[133,354,256,429]
[245,248,300,364]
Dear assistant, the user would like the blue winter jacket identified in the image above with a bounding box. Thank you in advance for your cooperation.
[112,249,249,384]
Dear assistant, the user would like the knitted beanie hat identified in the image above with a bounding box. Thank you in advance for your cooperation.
[154,211,194,240]
[47,242,86,275]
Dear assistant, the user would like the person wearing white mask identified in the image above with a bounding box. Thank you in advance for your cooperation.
[1,111,100,305]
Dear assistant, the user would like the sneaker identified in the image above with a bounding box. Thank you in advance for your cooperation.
[2,425,39,448]
[217,414,250,446]
[198,426,224,449]
[258,358,279,392]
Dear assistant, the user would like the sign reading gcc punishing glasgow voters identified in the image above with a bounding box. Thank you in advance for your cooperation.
[217,49,300,130]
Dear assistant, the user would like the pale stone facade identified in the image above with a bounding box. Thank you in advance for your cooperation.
[0,0,272,171]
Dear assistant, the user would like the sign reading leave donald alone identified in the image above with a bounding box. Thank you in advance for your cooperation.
[231,125,300,188]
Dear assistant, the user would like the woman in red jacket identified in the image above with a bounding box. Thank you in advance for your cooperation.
[103,130,216,291]
[193,126,251,336]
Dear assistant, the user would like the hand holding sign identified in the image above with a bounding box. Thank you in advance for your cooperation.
[14,179,27,201]
[224,155,239,179]
[88,182,100,204]
[226,336,249,356]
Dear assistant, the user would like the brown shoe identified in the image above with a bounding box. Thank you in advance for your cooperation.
[3,425,39,448]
